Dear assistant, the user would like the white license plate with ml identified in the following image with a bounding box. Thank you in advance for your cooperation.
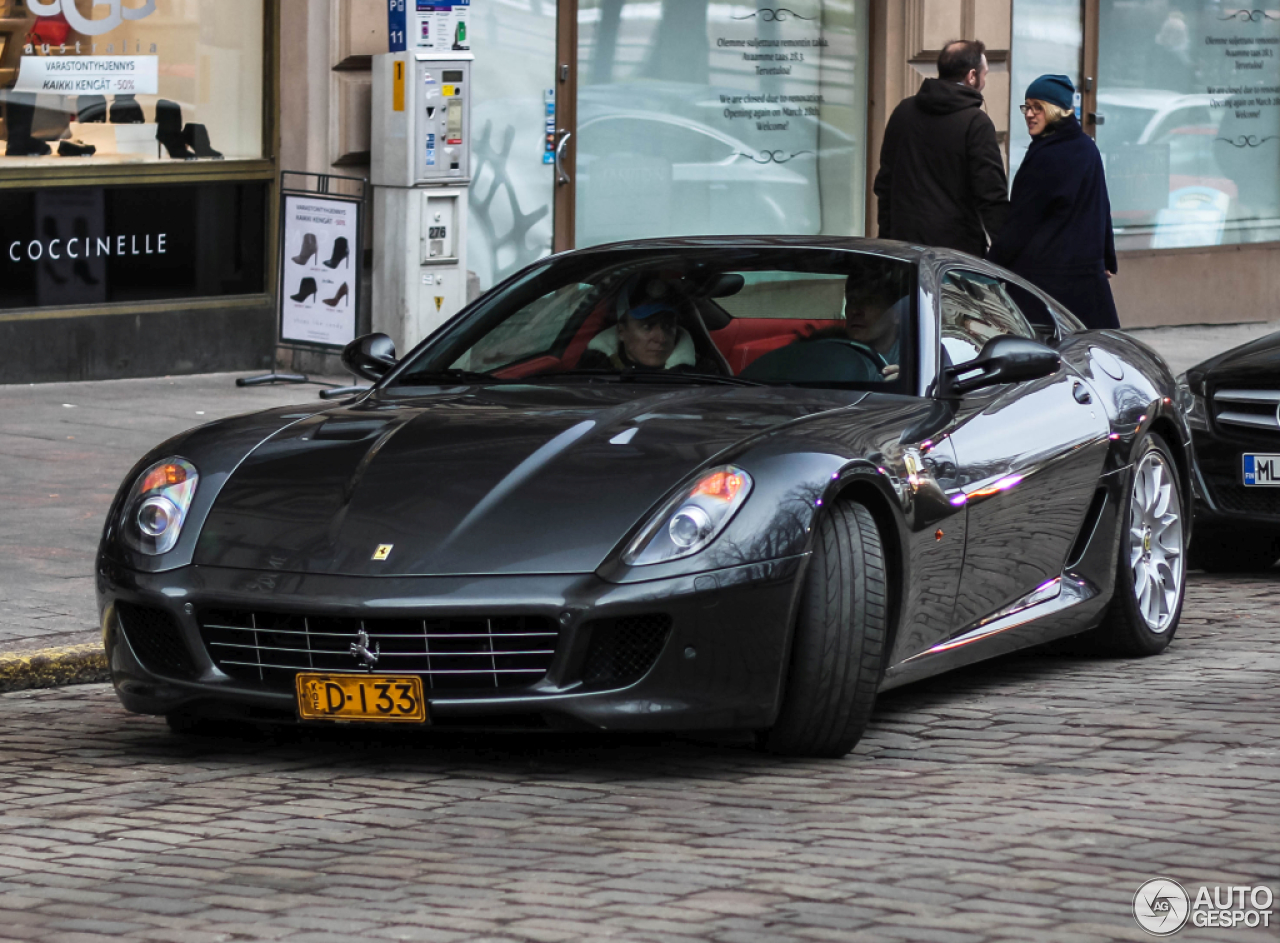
[1243,454,1280,486]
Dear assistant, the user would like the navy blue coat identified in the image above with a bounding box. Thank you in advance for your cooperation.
[988,117,1120,330]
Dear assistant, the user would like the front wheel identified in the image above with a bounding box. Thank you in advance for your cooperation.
[760,500,887,758]
[1090,433,1187,656]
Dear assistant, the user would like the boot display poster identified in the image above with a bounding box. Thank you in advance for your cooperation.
[281,194,358,348]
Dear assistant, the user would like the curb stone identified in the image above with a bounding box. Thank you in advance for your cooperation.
[0,643,109,693]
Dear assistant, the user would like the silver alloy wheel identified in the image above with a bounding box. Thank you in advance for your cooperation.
[1129,449,1184,633]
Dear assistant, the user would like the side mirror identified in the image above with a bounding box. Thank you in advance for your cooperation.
[944,335,1060,396]
[341,333,398,382]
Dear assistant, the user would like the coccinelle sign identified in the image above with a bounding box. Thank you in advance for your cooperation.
[0,182,266,310]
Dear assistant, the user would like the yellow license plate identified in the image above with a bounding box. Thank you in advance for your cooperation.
[295,674,427,723]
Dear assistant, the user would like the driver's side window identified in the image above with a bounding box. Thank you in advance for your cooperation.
[940,270,1037,366]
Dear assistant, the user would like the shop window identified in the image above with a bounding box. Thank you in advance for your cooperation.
[1097,1,1280,249]
[0,0,265,166]
[576,0,870,248]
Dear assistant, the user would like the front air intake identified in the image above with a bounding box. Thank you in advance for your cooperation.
[580,614,672,687]
[117,602,198,679]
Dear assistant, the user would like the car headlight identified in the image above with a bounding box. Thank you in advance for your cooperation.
[623,466,753,566]
[1175,371,1206,420]
[121,457,199,555]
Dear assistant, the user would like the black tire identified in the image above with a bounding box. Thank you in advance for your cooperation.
[1084,432,1187,656]
[1191,533,1280,573]
[760,500,887,758]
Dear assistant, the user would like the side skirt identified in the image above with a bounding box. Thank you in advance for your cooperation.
[878,576,1107,692]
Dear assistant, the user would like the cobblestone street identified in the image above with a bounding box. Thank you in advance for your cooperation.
[1,572,1276,943]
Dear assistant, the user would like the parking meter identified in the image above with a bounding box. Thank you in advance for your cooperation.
[371,51,474,352]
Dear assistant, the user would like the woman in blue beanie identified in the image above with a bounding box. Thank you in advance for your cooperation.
[988,74,1120,330]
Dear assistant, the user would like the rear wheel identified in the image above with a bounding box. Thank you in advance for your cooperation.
[1088,433,1186,656]
[760,501,887,758]
[1191,532,1280,573]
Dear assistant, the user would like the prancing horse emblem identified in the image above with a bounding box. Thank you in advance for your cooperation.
[350,628,380,669]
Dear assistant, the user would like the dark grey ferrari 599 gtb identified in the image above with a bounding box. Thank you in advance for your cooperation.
[98,238,1193,757]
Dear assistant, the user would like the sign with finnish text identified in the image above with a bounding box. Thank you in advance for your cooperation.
[13,55,158,95]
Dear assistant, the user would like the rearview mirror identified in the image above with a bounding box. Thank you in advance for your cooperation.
[944,335,1060,396]
[341,333,398,382]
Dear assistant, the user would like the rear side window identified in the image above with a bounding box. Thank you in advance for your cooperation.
[940,270,1036,365]
[715,272,849,321]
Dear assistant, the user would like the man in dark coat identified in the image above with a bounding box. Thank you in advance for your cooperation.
[873,39,1009,257]
[987,74,1120,330]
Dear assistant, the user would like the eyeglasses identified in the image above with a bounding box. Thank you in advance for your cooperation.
[1018,102,1045,116]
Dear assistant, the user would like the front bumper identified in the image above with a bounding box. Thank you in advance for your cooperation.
[1188,428,1280,538]
[98,555,805,732]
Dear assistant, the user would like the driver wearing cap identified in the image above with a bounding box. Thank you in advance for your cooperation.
[579,291,720,373]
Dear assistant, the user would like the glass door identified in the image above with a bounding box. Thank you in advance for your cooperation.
[1009,0,1085,179]
[467,0,564,290]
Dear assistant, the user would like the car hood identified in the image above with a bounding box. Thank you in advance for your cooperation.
[194,383,864,576]
[1196,330,1280,385]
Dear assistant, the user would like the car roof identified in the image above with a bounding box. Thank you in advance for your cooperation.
[559,235,969,266]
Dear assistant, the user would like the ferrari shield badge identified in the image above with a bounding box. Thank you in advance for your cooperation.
[372,544,393,561]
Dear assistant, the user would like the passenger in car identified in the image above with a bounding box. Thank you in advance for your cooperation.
[578,300,721,373]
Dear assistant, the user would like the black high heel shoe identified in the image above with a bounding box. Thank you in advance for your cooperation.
[293,233,318,266]
[323,283,350,307]
[4,94,52,157]
[109,94,144,124]
[323,237,349,269]
[182,123,223,159]
[291,277,318,303]
[155,100,196,159]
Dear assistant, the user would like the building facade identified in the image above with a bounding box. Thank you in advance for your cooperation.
[3,0,1277,382]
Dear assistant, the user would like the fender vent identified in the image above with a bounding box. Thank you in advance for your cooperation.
[581,614,672,687]
[1065,487,1109,569]
[117,602,198,679]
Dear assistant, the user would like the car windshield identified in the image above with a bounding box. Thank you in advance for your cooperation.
[390,248,916,392]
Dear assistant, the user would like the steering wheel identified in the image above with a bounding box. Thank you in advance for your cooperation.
[740,336,889,384]
[820,338,887,370]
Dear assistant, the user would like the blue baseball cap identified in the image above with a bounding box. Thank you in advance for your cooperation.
[1025,74,1074,111]
[628,301,678,321]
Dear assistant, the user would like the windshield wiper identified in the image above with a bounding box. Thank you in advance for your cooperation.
[534,370,766,387]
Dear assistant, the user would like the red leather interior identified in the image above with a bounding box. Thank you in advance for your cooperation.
[494,355,562,380]
[711,319,844,374]
[492,314,846,379]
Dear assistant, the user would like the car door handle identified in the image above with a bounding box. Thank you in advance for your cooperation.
[555,130,572,186]
[1073,382,1093,405]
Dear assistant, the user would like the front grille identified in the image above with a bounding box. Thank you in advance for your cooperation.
[117,602,198,679]
[1211,388,1280,434]
[200,610,558,693]
[1208,482,1280,516]
[580,614,672,687]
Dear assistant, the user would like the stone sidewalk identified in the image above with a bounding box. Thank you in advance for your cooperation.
[0,373,348,670]
[1,320,1277,681]
[0,571,1275,942]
